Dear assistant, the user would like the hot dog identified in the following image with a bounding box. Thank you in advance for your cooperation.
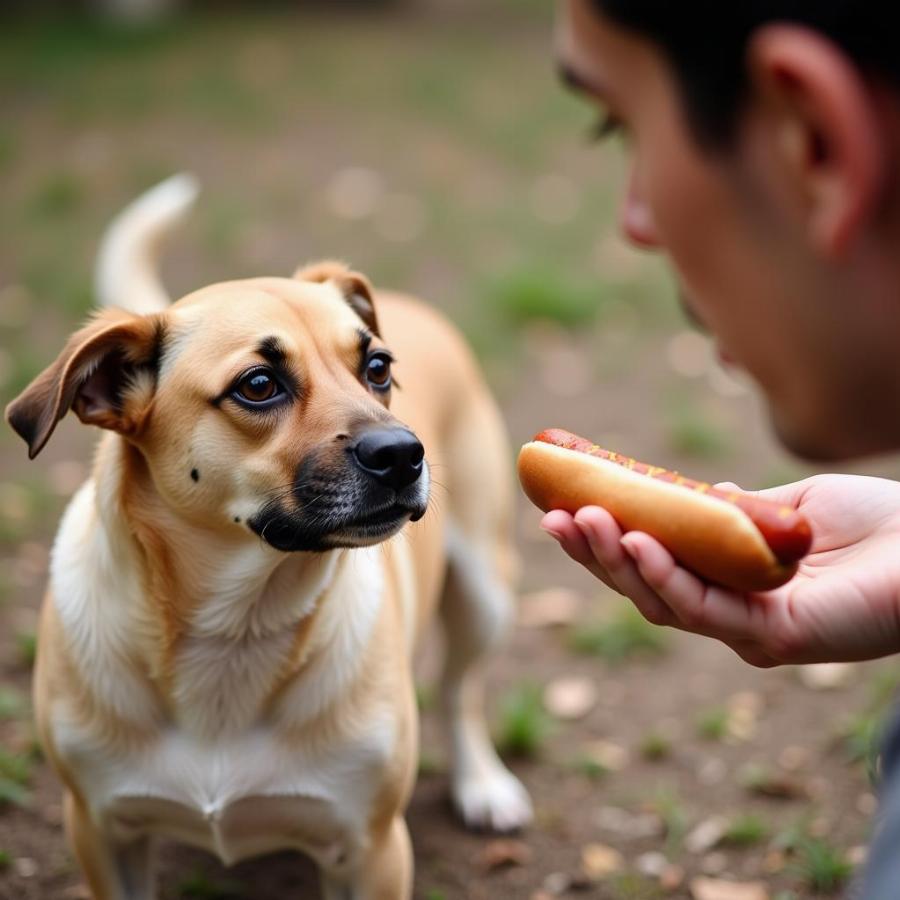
[518,428,812,592]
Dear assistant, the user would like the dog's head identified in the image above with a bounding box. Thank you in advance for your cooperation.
[5,263,429,552]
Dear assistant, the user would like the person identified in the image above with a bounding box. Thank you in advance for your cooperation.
[549,3,900,895]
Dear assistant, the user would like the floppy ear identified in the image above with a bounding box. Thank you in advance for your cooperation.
[5,308,166,459]
[293,260,380,336]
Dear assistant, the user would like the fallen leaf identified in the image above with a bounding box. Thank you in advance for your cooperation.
[690,877,769,900]
[479,838,532,871]
[519,589,583,628]
[580,740,629,772]
[544,676,597,720]
[686,817,728,854]
[797,662,856,690]
[581,843,624,880]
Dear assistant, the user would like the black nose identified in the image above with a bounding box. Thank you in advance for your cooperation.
[352,428,424,491]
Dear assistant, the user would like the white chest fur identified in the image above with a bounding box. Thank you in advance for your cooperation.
[49,485,398,868]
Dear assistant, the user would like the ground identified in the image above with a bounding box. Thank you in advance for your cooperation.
[2,3,900,898]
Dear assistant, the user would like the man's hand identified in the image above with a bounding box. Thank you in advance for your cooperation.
[541,474,900,667]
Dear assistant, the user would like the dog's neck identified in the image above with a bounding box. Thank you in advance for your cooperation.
[90,436,348,718]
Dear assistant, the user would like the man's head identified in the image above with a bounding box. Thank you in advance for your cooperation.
[558,0,900,460]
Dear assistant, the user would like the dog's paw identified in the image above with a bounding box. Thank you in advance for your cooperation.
[452,767,533,833]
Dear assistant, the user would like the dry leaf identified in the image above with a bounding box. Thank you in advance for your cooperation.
[581,843,624,880]
[519,589,583,628]
[544,676,597,720]
[478,839,532,871]
[690,877,769,900]
[686,817,728,854]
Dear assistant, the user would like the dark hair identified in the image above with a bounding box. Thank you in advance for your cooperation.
[591,2,900,145]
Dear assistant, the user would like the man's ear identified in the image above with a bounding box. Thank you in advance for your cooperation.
[746,25,886,256]
[293,260,380,336]
[5,308,166,459]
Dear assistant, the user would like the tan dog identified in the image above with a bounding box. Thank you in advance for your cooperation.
[6,177,531,900]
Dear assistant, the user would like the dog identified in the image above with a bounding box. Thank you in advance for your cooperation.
[5,175,532,899]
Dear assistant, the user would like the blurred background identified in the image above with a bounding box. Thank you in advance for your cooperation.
[2,1,900,898]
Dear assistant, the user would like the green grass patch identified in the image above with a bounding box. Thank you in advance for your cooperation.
[666,404,732,460]
[608,872,665,900]
[485,266,608,331]
[0,687,29,722]
[569,604,668,663]
[0,748,33,809]
[177,869,244,900]
[696,707,730,742]
[570,754,610,781]
[494,682,553,759]
[26,172,85,221]
[722,813,768,847]
[17,633,37,668]
[649,787,689,856]
[639,732,672,762]
[791,838,853,894]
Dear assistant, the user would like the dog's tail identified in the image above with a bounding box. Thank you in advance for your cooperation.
[95,173,200,314]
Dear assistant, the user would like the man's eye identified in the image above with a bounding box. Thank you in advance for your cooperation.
[366,353,393,390]
[588,112,625,143]
[233,368,282,405]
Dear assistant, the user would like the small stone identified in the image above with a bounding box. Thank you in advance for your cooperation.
[636,851,669,878]
[697,757,728,786]
[700,852,729,875]
[544,676,597,720]
[778,745,811,772]
[687,817,729,854]
[478,838,532,871]
[858,792,878,816]
[690,877,769,900]
[661,865,686,891]
[848,845,868,866]
[581,843,625,880]
[580,740,629,772]
[797,662,856,690]
[518,588,583,628]
[543,872,572,895]
[13,857,38,878]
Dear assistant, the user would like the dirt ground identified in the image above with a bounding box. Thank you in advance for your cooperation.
[3,4,900,899]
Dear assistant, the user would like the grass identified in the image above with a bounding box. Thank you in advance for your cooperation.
[494,682,554,758]
[571,753,611,781]
[0,850,9,870]
[650,788,689,856]
[721,813,769,848]
[696,706,730,741]
[177,869,244,899]
[791,838,853,893]
[608,873,665,900]
[485,266,608,331]
[26,172,84,222]
[838,666,900,782]
[0,748,33,809]
[17,632,37,668]
[569,604,668,663]
[0,687,29,721]
[665,401,732,460]
[639,733,672,762]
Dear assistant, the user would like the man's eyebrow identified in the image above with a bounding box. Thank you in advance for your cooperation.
[557,60,609,99]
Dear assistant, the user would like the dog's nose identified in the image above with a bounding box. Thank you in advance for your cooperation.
[352,428,424,491]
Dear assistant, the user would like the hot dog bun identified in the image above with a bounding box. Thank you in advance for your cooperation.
[518,428,812,593]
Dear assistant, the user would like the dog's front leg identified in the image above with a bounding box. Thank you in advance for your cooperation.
[318,815,411,900]
[64,792,155,900]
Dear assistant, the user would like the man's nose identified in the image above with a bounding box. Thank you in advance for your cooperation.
[620,169,661,249]
[351,427,424,491]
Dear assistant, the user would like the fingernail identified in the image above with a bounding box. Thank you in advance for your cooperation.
[620,536,639,561]
[541,526,563,541]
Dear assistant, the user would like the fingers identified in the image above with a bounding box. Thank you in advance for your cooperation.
[620,532,770,642]
[540,510,615,587]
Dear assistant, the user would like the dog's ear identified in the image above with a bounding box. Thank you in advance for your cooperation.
[293,260,380,336]
[5,308,166,459]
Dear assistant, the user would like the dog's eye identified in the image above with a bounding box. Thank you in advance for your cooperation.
[365,353,392,390]
[233,368,282,405]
